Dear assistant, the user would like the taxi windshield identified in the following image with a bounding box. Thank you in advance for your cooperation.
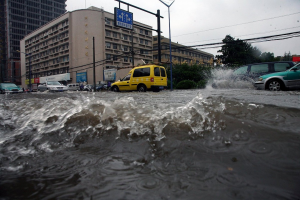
[122,74,131,81]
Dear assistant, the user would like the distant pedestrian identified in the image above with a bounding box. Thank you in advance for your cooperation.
[22,88,25,93]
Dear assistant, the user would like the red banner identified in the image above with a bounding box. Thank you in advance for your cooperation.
[292,56,300,62]
[34,78,40,83]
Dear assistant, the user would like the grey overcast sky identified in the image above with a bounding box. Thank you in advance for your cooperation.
[66,0,300,57]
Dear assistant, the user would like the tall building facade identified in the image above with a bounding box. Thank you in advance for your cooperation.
[0,0,66,85]
[153,36,214,66]
[20,7,153,88]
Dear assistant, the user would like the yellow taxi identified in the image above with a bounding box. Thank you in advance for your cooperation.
[111,65,167,92]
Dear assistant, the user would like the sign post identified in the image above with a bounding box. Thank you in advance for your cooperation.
[114,8,133,30]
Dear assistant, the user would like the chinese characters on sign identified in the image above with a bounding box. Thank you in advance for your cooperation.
[114,8,133,30]
[104,69,117,81]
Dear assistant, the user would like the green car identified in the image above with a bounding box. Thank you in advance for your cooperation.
[254,63,300,91]
[0,83,23,94]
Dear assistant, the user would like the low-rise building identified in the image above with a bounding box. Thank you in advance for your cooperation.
[153,36,214,66]
[20,7,153,88]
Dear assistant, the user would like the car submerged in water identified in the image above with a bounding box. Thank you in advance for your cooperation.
[212,61,295,88]
[254,62,300,91]
[37,81,68,92]
[0,83,23,94]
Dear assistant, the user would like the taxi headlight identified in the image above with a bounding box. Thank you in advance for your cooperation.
[258,77,263,81]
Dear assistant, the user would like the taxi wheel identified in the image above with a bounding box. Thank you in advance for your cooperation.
[112,86,119,92]
[138,85,147,92]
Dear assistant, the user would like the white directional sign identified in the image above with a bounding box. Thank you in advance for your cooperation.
[114,8,133,30]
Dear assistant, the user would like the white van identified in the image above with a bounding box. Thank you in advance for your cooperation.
[67,83,80,91]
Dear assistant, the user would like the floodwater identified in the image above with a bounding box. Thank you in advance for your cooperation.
[0,82,300,199]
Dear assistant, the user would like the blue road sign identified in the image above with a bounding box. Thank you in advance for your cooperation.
[114,8,133,30]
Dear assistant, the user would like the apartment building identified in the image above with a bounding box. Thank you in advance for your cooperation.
[19,7,153,88]
[153,36,214,66]
[0,0,66,85]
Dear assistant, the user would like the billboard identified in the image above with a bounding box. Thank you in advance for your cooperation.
[114,8,133,30]
[104,69,117,81]
[76,72,87,83]
[39,73,70,83]
[292,56,300,62]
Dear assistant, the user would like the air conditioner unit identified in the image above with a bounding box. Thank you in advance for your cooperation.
[134,28,137,32]
[122,37,125,40]
[121,48,124,51]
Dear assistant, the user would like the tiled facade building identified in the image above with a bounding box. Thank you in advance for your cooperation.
[0,0,66,85]
[20,7,153,88]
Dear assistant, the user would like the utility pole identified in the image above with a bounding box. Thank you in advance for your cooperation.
[131,30,134,67]
[93,37,96,92]
[159,0,175,90]
[157,9,161,63]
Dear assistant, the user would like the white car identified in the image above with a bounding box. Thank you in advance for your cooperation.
[67,83,80,91]
[38,81,68,92]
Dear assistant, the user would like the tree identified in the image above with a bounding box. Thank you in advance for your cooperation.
[216,35,261,67]
[259,52,279,62]
[282,51,292,61]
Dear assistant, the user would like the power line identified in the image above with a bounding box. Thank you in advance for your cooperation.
[194,31,300,50]
[173,11,300,38]
[182,26,300,45]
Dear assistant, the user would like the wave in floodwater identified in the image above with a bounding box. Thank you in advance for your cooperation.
[0,93,300,199]
[208,68,255,89]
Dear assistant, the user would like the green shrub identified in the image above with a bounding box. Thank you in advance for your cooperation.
[197,80,207,89]
[176,80,197,89]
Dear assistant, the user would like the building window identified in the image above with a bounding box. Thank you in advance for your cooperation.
[145,40,148,45]
[106,30,111,37]
[145,30,148,35]
[140,29,143,34]
[140,39,144,44]
[113,32,118,38]
[106,54,111,60]
[124,57,128,62]
[113,44,118,49]
[105,18,111,25]
[105,42,111,48]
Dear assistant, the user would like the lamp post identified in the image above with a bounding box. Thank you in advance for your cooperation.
[17,50,32,92]
[159,0,175,91]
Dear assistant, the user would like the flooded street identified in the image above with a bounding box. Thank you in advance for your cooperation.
[0,87,300,199]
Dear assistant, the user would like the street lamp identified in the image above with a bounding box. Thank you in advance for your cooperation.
[159,0,175,91]
[17,50,32,92]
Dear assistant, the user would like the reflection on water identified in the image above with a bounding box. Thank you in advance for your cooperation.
[0,91,299,199]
